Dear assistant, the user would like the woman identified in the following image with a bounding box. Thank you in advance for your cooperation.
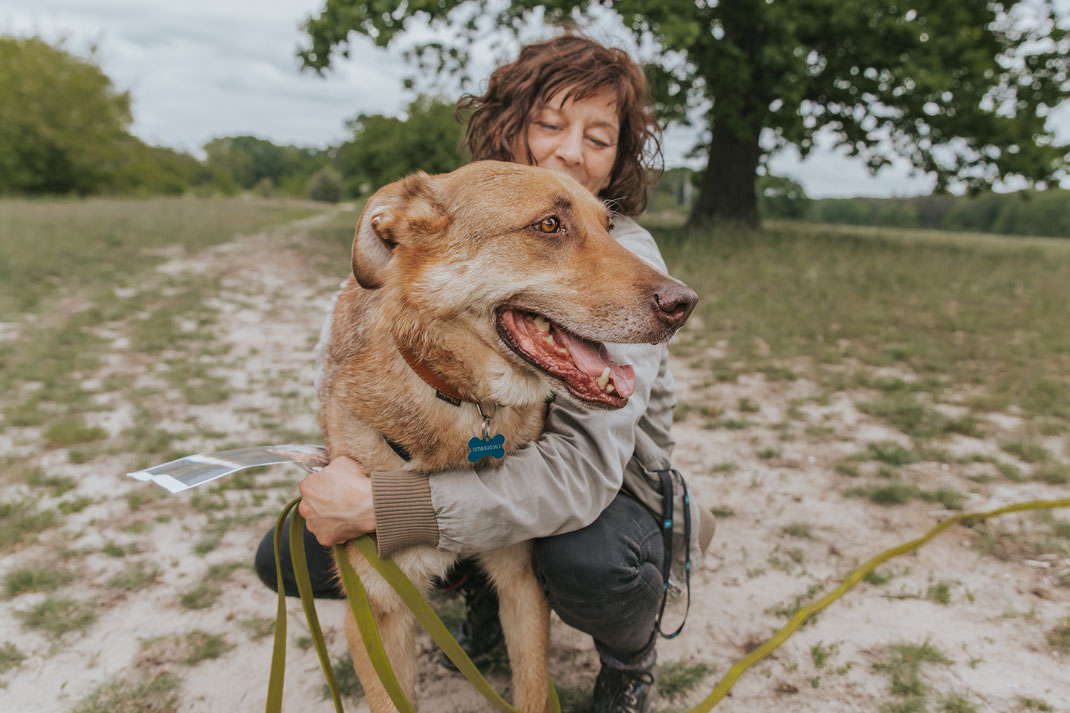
[256,34,712,713]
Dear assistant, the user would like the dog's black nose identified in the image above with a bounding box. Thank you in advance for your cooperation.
[653,283,698,328]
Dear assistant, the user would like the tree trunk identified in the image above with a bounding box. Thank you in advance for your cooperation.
[687,116,761,229]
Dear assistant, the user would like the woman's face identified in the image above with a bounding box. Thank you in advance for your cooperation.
[514,88,620,196]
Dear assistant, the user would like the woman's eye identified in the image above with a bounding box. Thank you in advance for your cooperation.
[537,121,560,131]
[588,137,609,148]
[535,217,561,233]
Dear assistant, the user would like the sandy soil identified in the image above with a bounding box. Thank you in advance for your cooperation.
[1,214,1068,713]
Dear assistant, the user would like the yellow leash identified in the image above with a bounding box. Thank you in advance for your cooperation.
[266,496,1070,712]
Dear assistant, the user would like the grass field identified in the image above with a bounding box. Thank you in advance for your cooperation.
[0,197,1067,713]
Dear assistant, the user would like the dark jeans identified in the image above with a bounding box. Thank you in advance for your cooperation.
[254,491,664,664]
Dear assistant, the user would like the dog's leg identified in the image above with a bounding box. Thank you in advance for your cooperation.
[341,542,457,713]
[479,544,551,713]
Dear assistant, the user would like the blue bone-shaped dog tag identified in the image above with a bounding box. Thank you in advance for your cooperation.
[467,433,505,462]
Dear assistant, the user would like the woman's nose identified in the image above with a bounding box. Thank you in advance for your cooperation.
[554,129,584,165]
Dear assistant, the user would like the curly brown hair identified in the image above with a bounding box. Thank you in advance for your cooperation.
[457,34,663,216]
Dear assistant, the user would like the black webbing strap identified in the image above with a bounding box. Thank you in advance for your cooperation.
[654,468,691,639]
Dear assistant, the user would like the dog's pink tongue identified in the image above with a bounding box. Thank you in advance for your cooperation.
[553,329,636,398]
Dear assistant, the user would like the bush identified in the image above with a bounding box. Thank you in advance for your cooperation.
[306,167,342,203]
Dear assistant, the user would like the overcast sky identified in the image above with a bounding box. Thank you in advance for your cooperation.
[5,0,1068,198]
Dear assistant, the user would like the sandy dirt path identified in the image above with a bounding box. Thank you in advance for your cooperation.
[2,213,1067,713]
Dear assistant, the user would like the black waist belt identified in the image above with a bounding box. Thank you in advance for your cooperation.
[654,468,691,639]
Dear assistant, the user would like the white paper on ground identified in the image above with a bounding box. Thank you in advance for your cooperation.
[126,444,328,493]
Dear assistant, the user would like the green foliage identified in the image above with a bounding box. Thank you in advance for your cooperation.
[336,96,466,196]
[0,36,131,194]
[757,175,811,220]
[0,36,225,198]
[647,167,698,214]
[307,166,343,202]
[299,1,1070,226]
[807,190,1070,239]
[203,135,329,194]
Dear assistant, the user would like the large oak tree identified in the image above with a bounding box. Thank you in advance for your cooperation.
[298,1,1069,227]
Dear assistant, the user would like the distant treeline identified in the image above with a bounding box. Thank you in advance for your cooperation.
[649,169,1070,239]
[803,191,1070,238]
[0,36,465,202]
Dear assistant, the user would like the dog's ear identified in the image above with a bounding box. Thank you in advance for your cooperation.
[352,172,445,289]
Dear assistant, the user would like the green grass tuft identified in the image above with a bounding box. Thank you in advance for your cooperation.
[3,565,74,598]
[1046,619,1070,652]
[656,660,716,701]
[810,640,838,669]
[43,417,108,448]
[108,563,160,592]
[24,468,77,495]
[873,639,951,707]
[999,438,1051,463]
[321,652,364,702]
[926,581,953,605]
[939,692,978,713]
[782,522,814,539]
[0,499,58,549]
[179,584,222,610]
[0,641,26,674]
[15,596,96,639]
[845,482,918,506]
[184,630,231,665]
[72,672,180,713]
[1017,696,1054,711]
[238,616,275,641]
[868,442,919,466]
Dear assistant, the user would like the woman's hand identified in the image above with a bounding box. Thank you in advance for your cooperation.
[297,456,375,546]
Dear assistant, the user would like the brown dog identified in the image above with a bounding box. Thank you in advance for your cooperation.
[319,160,696,713]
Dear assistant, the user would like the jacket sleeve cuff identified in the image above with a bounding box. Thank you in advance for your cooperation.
[371,469,440,558]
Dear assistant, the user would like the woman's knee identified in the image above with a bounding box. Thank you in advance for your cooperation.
[532,494,663,598]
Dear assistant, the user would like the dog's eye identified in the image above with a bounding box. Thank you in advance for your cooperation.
[535,217,560,234]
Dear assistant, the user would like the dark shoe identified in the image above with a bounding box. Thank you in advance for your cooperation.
[437,562,505,671]
[593,662,656,713]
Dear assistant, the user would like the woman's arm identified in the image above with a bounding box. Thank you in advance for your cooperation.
[372,342,665,557]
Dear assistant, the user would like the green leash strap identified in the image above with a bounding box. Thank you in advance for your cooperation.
[290,509,344,712]
[337,536,562,713]
[690,496,1070,712]
[265,500,344,713]
[265,499,297,713]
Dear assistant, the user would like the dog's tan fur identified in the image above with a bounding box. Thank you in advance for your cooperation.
[319,161,694,713]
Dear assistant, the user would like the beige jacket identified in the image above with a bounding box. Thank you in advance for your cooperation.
[366,216,712,591]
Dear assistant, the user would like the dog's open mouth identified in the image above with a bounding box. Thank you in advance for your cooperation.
[496,308,635,408]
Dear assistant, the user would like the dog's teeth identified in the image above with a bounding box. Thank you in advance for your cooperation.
[532,315,550,333]
[606,383,615,394]
[543,332,555,345]
[557,346,570,357]
[596,367,611,389]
